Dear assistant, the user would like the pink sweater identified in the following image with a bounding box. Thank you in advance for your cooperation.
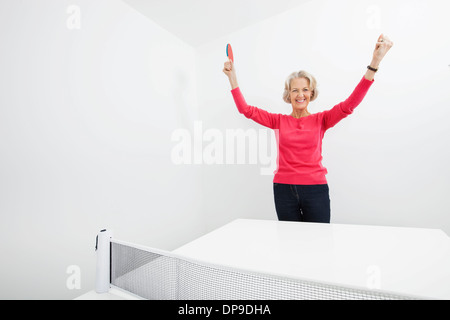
[231,76,374,185]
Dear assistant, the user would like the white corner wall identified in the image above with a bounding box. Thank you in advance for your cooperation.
[0,0,203,299]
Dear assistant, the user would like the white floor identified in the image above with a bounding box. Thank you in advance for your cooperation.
[74,287,143,300]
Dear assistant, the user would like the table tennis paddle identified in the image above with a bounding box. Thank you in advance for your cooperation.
[226,43,234,62]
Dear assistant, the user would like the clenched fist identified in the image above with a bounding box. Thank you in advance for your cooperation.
[223,59,238,89]
[373,34,394,63]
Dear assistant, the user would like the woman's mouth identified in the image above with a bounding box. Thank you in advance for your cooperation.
[296,98,305,104]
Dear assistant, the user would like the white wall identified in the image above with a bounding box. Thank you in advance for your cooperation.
[0,0,203,299]
[196,0,450,232]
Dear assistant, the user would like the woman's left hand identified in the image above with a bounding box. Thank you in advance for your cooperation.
[373,34,394,63]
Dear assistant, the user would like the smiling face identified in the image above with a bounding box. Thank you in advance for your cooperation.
[289,77,312,118]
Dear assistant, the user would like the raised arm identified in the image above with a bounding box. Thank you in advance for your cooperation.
[323,34,393,130]
[223,59,279,129]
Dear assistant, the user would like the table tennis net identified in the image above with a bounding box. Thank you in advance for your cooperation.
[109,240,415,300]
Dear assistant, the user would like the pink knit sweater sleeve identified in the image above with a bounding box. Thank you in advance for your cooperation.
[231,87,279,129]
[322,76,374,130]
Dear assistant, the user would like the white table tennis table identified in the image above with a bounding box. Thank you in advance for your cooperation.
[77,219,450,300]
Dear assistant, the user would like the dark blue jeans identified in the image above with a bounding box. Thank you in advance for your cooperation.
[273,183,330,223]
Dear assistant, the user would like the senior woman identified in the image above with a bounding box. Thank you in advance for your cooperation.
[223,34,393,223]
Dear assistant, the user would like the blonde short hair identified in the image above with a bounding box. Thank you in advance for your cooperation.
[283,70,318,103]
